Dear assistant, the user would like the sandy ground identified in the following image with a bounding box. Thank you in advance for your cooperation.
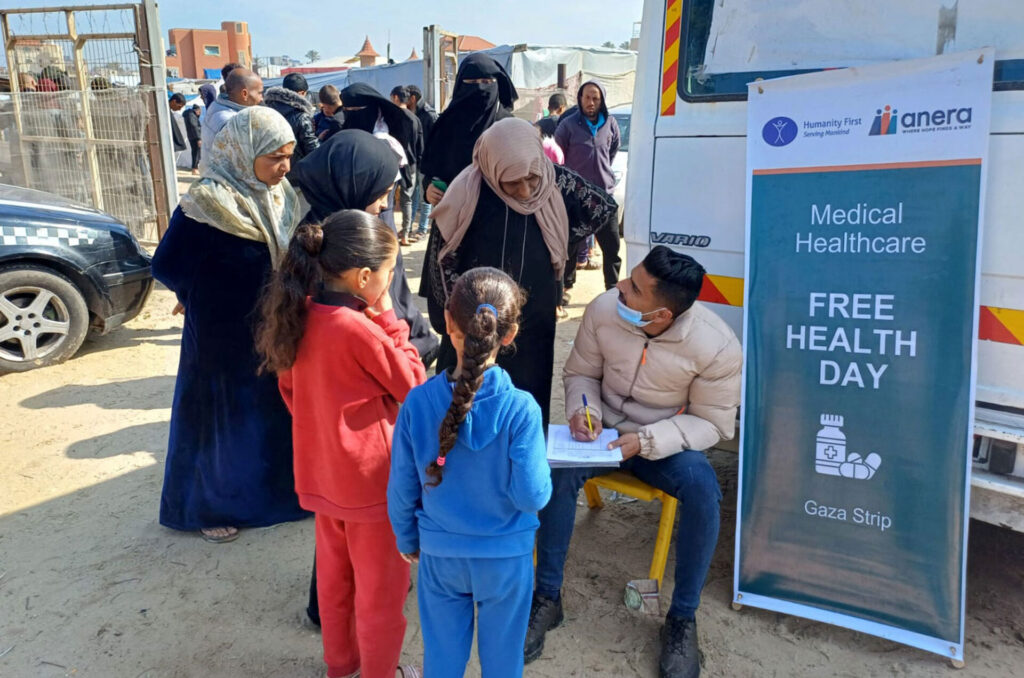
[2,210,1023,677]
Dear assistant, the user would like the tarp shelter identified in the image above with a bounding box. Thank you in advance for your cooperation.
[263,44,636,120]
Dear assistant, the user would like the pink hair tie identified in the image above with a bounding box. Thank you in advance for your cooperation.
[435,456,446,467]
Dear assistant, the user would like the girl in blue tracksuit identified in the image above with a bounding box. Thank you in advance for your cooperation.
[388,266,552,678]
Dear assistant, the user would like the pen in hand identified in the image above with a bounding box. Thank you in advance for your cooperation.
[582,394,594,439]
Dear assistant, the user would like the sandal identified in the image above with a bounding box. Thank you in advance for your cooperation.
[556,306,569,319]
[396,667,421,678]
[200,526,239,543]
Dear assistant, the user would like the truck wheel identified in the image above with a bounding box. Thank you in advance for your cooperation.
[0,265,89,373]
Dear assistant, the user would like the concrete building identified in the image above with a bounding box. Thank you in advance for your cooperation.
[11,40,66,75]
[282,36,388,76]
[165,21,253,80]
[281,34,494,77]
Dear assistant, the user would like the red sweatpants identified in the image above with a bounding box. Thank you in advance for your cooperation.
[315,513,410,678]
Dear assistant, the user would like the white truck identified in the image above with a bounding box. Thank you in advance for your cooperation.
[626,0,1024,530]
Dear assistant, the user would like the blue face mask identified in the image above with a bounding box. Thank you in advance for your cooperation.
[617,298,667,328]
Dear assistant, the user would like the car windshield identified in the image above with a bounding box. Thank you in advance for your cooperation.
[612,113,631,152]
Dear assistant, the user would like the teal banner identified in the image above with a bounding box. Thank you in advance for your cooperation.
[739,163,980,643]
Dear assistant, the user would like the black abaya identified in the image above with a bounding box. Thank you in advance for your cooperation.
[421,164,620,426]
[434,182,558,425]
[419,54,518,186]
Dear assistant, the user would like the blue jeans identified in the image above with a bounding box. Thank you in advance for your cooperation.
[535,450,721,619]
[411,172,431,234]
[418,552,534,678]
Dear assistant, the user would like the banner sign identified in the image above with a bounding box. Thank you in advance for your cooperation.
[735,50,993,660]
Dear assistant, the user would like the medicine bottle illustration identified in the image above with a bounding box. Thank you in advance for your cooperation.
[815,414,846,476]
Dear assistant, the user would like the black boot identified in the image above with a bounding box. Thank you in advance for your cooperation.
[659,616,701,678]
[524,593,564,664]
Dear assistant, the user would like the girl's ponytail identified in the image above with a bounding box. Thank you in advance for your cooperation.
[256,223,324,373]
[256,210,397,374]
[427,267,525,486]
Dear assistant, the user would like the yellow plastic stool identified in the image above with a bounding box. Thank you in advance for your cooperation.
[583,470,678,588]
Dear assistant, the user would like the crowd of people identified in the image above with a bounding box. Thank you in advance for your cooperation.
[151,53,741,678]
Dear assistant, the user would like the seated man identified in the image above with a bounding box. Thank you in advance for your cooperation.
[528,246,742,678]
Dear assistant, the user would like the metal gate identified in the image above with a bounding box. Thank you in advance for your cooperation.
[0,2,175,243]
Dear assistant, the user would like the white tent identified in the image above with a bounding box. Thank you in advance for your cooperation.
[263,44,637,117]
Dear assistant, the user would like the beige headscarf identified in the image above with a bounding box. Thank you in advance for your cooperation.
[179,106,300,269]
[432,117,569,278]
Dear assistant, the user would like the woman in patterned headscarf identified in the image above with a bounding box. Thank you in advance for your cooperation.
[152,107,310,542]
[422,117,619,427]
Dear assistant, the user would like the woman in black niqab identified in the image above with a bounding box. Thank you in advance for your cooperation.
[419,53,518,186]
[289,129,439,364]
[339,83,418,174]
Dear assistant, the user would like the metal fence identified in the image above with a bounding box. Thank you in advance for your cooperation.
[0,3,173,243]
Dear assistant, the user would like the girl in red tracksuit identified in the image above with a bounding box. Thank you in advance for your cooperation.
[257,209,426,678]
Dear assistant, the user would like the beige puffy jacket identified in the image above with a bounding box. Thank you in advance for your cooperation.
[563,290,742,459]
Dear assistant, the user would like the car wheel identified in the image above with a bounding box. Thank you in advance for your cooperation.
[0,265,89,373]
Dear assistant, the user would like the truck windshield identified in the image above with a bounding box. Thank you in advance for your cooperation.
[680,0,1024,101]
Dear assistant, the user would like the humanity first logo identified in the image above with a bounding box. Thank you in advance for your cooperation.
[869,105,898,135]
[762,116,798,147]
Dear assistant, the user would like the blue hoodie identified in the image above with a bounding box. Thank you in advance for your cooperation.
[388,367,552,558]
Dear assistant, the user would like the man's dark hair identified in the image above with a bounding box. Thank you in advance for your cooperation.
[283,73,308,93]
[318,84,341,106]
[642,245,705,316]
[406,84,423,101]
[221,62,243,81]
[191,104,201,111]
[169,93,186,105]
[548,92,567,111]
[390,85,410,104]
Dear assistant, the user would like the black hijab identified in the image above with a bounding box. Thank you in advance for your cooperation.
[340,83,417,166]
[289,129,399,220]
[289,127,440,364]
[420,53,518,185]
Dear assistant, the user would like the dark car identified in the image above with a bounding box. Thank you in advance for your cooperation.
[0,183,153,372]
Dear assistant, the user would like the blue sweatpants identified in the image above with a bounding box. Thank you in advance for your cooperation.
[417,552,534,678]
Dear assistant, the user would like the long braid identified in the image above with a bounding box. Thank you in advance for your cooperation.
[426,267,525,487]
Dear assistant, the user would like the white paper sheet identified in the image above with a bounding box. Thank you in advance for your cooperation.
[546,425,622,468]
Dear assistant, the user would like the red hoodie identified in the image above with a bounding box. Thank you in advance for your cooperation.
[279,292,426,521]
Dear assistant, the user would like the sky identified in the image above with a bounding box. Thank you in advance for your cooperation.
[3,0,645,64]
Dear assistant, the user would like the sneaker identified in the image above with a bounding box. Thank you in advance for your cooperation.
[659,616,702,678]
[524,593,563,664]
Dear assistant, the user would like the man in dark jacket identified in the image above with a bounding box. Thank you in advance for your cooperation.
[406,84,438,238]
[555,80,622,291]
[313,84,345,142]
[183,104,203,174]
[168,93,188,154]
[263,73,319,165]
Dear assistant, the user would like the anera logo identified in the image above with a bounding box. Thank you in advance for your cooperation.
[762,116,797,147]
[869,105,898,135]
